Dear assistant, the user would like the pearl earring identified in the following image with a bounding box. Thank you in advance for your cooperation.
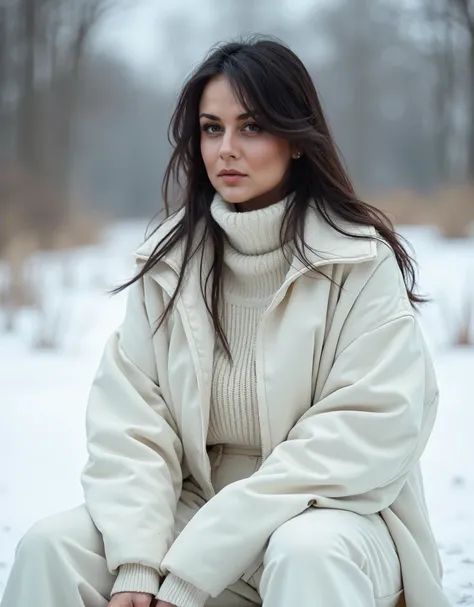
[294,152,302,159]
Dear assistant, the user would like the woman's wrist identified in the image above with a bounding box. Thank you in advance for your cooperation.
[157,573,209,607]
[111,563,160,596]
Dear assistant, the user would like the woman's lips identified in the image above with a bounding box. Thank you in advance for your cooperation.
[219,174,247,184]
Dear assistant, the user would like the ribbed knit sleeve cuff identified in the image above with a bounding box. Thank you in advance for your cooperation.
[111,563,160,596]
[157,573,209,607]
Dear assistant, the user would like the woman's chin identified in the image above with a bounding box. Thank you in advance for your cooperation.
[215,186,253,205]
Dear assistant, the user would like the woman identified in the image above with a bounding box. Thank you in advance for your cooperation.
[1,37,450,607]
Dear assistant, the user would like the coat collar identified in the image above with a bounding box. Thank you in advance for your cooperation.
[294,205,378,270]
[134,204,378,271]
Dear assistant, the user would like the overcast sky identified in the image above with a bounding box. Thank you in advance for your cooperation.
[93,0,321,82]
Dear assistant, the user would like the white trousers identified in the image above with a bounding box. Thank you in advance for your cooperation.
[1,448,404,607]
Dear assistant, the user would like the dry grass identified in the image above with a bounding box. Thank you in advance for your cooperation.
[437,280,474,347]
[49,207,104,250]
[369,185,474,238]
[0,167,103,337]
[430,187,474,239]
[370,186,474,347]
[0,166,103,256]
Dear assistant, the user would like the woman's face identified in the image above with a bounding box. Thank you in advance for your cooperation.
[199,75,295,211]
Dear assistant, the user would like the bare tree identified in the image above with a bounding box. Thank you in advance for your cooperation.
[418,0,474,182]
[0,6,6,110]
[344,0,374,191]
[17,0,40,172]
[422,0,457,184]
[0,0,123,333]
[451,0,474,180]
[46,0,118,216]
[310,0,414,192]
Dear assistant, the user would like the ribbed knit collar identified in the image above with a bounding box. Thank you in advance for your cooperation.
[210,193,292,302]
[210,194,290,255]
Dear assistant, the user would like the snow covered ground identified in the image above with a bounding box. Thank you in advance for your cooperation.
[0,221,473,605]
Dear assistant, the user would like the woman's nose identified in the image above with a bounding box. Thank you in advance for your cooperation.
[219,132,239,159]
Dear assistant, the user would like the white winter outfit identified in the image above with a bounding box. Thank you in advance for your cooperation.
[1,195,450,607]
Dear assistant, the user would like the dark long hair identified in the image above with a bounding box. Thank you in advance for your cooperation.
[115,36,423,354]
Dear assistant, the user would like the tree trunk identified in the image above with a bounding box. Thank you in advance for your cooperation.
[0,8,6,102]
[468,32,474,181]
[346,0,373,191]
[435,7,455,185]
[17,0,38,171]
[50,7,100,219]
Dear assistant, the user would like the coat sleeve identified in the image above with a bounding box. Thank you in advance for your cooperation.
[81,273,183,575]
[160,252,439,598]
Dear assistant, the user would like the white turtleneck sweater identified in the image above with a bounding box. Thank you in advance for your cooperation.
[207,194,290,449]
[114,194,290,606]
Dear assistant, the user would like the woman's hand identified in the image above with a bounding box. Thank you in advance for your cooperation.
[107,592,155,606]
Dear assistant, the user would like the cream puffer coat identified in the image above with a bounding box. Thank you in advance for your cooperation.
[81,207,450,607]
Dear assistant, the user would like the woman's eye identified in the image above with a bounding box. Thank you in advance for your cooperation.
[243,122,262,133]
[202,123,221,134]
[200,122,261,135]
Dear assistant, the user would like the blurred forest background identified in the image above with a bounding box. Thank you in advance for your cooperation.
[0,0,473,332]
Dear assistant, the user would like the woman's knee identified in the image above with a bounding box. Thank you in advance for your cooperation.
[263,508,402,603]
[18,516,64,559]
[17,504,101,561]
[266,508,370,568]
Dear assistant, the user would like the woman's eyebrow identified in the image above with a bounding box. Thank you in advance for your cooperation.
[199,112,252,121]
